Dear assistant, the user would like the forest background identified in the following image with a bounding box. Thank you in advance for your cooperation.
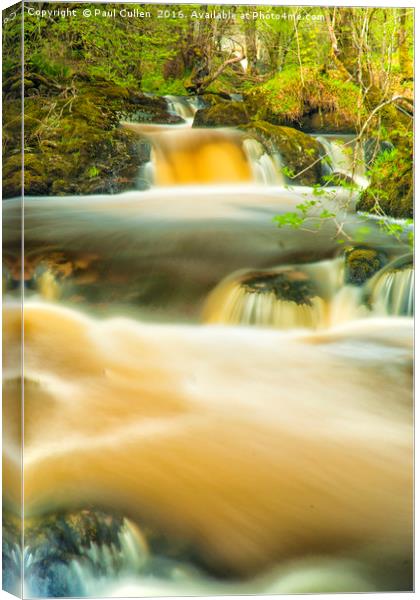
[2,3,414,220]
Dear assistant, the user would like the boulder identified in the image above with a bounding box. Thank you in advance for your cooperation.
[344,247,386,286]
[241,121,324,186]
[193,101,250,128]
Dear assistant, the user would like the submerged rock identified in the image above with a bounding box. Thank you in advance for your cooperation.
[242,269,317,306]
[13,509,145,597]
[2,513,21,597]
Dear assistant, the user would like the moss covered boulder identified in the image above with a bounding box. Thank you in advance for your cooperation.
[2,74,158,198]
[357,143,413,219]
[344,247,386,285]
[192,101,250,128]
[121,93,184,125]
[245,68,361,133]
[241,121,324,185]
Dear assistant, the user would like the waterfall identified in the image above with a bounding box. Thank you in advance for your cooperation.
[329,285,369,326]
[202,259,347,330]
[317,135,368,188]
[137,128,254,186]
[123,122,286,188]
[202,257,380,330]
[164,95,201,121]
[243,138,285,185]
[368,257,414,316]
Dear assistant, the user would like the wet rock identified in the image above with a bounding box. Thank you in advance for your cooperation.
[344,247,386,286]
[121,92,184,125]
[17,509,128,597]
[297,111,357,134]
[2,513,21,596]
[242,269,317,306]
[241,121,324,186]
[192,101,250,128]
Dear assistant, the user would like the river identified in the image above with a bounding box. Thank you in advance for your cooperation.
[2,94,413,596]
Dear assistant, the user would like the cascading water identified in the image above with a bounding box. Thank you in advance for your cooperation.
[316,135,369,189]
[203,259,369,329]
[123,96,290,189]
[22,516,148,598]
[3,299,413,595]
[164,95,204,121]
[3,86,413,596]
[367,256,414,316]
[146,128,254,185]
[243,138,285,185]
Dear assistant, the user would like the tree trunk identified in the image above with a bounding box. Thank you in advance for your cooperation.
[399,10,413,81]
[244,8,258,75]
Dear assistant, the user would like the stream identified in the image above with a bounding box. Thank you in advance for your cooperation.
[3,94,413,596]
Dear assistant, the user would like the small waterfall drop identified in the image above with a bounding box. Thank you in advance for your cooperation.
[243,138,285,185]
[203,274,326,329]
[202,262,342,330]
[164,95,201,121]
[317,135,368,188]
[202,257,375,330]
[140,128,254,186]
[368,257,414,316]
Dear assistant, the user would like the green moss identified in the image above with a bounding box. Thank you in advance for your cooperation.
[344,247,386,285]
[245,67,363,132]
[241,121,323,185]
[2,77,162,198]
[193,101,249,128]
[357,138,413,219]
[200,93,230,107]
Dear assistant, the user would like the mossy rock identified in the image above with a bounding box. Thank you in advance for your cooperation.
[241,121,323,185]
[244,68,362,133]
[241,269,316,306]
[192,101,250,128]
[344,247,387,286]
[199,92,232,106]
[120,92,184,124]
[297,111,356,133]
[357,169,413,219]
[3,79,151,197]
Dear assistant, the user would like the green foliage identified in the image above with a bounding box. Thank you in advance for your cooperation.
[357,130,413,219]
[30,52,72,79]
[246,67,364,130]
